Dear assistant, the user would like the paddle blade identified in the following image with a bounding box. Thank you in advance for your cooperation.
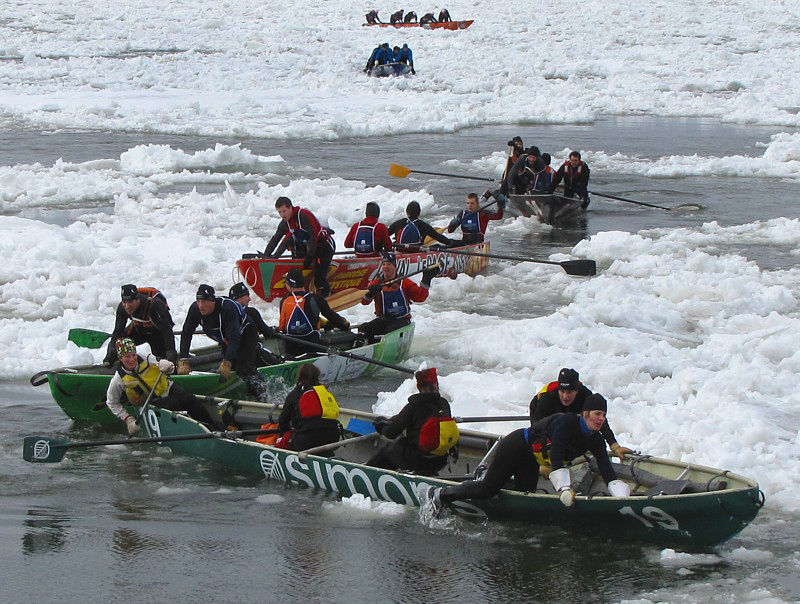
[388,163,412,178]
[68,328,111,349]
[327,288,367,312]
[346,417,377,435]
[23,436,68,463]
[560,260,597,277]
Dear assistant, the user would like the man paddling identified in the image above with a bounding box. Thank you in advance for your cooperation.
[429,394,630,516]
[358,252,438,343]
[263,196,336,297]
[388,201,455,249]
[103,284,175,366]
[446,190,506,244]
[177,284,268,400]
[228,282,282,366]
[106,338,214,435]
[549,151,591,209]
[344,202,393,257]
[530,368,634,464]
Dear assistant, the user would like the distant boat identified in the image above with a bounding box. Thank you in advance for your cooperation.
[368,62,412,77]
[363,20,474,30]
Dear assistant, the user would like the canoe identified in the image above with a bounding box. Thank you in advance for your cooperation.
[237,242,490,302]
[363,20,474,30]
[138,398,764,547]
[508,194,584,224]
[369,63,412,78]
[30,324,414,426]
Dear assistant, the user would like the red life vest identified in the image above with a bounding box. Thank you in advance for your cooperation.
[129,287,170,330]
[298,385,339,420]
[419,411,459,455]
[285,207,333,253]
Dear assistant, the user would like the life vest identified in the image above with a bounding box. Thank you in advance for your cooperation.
[203,298,249,345]
[563,161,586,186]
[298,385,339,420]
[380,286,410,319]
[118,356,169,405]
[530,436,552,466]
[354,221,377,256]
[398,219,422,245]
[419,411,459,455]
[461,210,480,234]
[279,292,319,336]
[285,207,332,255]
[537,381,559,396]
[129,287,171,330]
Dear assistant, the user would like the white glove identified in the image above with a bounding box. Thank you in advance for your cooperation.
[549,467,571,492]
[559,488,576,507]
[125,415,140,436]
[157,359,175,374]
[607,479,631,498]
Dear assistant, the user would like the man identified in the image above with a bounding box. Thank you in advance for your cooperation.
[388,201,455,249]
[177,284,268,400]
[394,43,415,74]
[519,148,550,194]
[228,282,282,365]
[278,268,351,358]
[549,151,591,209]
[106,338,214,435]
[344,202,393,257]
[358,252,438,343]
[403,11,417,23]
[530,368,633,462]
[263,196,336,297]
[103,284,175,366]
[438,8,452,22]
[365,44,382,72]
[365,9,381,24]
[367,368,458,475]
[429,394,631,516]
[419,12,438,25]
[500,136,526,195]
[389,9,404,24]
[446,190,507,244]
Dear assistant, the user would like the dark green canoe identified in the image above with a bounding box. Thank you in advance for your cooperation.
[31,324,414,426]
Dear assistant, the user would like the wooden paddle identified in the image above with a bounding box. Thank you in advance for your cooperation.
[422,247,597,277]
[589,190,671,211]
[455,415,530,423]
[297,432,381,459]
[68,328,197,349]
[389,163,495,182]
[22,428,281,464]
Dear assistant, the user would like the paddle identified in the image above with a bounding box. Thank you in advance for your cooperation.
[422,247,597,277]
[68,328,198,350]
[298,432,381,458]
[22,428,281,464]
[455,415,530,423]
[389,163,495,182]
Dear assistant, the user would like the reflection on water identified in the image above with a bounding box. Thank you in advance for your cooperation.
[22,508,69,555]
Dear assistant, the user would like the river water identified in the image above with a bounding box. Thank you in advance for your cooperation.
[2,118,799,603]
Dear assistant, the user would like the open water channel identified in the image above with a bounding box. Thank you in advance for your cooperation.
[1,118,799,602]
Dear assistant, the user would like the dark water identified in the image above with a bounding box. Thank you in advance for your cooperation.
[2,118,799,602]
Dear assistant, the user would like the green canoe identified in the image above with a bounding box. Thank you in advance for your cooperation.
[132,397,763,547]
[31,324,414,426]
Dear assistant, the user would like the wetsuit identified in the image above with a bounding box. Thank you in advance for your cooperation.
[419,12,437,25]
[278,290,349,357]
[446,193,506,244]
[367,391,452,475]
[549,161,591,206]
[388,217,454,248]
[365,10,381,24]
[278,384,341,455]
[104,293,175,364]
[390,9,404,24]
[530,384,619,447]
[403,11,417,23]
[438,9,452,22]
[344,216,393,257]
[359,277,429,342]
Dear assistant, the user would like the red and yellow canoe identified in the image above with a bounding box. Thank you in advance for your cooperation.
[363,20,474,30]
[236,242,489,303]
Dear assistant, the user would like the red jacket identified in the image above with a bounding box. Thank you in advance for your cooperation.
[361,278,429,319]
[344,216,393,257]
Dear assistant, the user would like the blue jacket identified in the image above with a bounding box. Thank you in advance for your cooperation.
[394,46,413,65]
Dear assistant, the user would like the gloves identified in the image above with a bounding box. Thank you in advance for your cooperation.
[366,283,382,299]
[607,479,631,498]
[610,442,634,461]
[157,359,175,374]
[373,416,390,435]
[482,189,493,200]
[303,256,314,269]
[218,359,232,382]
[538,465,552,478]
[125,415,140,436]
[421,267,439,287]
[559,488,576,507]
[177,359,191,375]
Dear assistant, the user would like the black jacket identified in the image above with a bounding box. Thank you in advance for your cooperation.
[179,298,251,362]
[105,293,175,361]
[530,386,618,446]
[382,391,451,453]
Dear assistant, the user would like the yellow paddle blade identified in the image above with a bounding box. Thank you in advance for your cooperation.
[423,226,448,246]
[327,288,368,312]
[388,163,412,178]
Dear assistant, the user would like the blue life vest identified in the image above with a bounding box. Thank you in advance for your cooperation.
[381,287,410,319]
[398,219,422,245]
[204,298,249,344]
[285,293,317,336]
[461,211,480,234]
[354,222,376,255]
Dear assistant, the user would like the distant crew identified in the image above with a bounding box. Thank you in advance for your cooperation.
[447,190,507,244]
[438,8,452,22]
[364,43,394,73]
[344,202,393,258]
[263,196,336,298]
[278,363,341,454]
[403,11,418,23]
[549,151,591,209]
[389,200,455,249]
[365,10,382,24]
[278,268,350,358]
[419,12,437,25]
[359,252,438,343]
[390,9,404,24]
[103,284,175,366]
[394,43,415,74]
[367,367,458,475]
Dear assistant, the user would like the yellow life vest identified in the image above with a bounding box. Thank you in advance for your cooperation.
[121,358,169,405]
[298,385,339,420]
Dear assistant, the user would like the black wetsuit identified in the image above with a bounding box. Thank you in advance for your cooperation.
[278,384,341,455]
[104,294,175,364]
[388,217,454,248]
[530,386,618,446]
[278,291,349,357]
[367,392,452,475]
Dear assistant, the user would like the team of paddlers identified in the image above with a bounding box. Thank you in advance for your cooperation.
[365,8,452,26]
[100,140,616,516]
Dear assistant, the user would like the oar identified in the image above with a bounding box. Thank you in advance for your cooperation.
[455,415,530,423]
[68,328,199,349]
[22,428,281,464]
[422,248,597,277]
[589,190,672,211]
[298,432,381,458]
[389,163,495,182]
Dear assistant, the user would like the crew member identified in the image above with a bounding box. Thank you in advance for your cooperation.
[106,338,214,435]
[228,282,282,365]
[394,43,415,74]
[419,12,438,25]
[103,284,175,366]
[365,45,382,72]
[388,201,455,249]
[530,368,633,462]
[367,368,458,475]
[438,8,452,22]
[263,196,336,297]
[446,190,507,244]
[278,363,341,454]
[278,268,350,358]
[429,394,631,516]
[403,11,418,23]
[500,136,526,195]
[389,9,404,24]
[549,151,591,208]
[344,202,393,257]
[177,284,268,400]
[365,9,382,24]
[358,252,438,343]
